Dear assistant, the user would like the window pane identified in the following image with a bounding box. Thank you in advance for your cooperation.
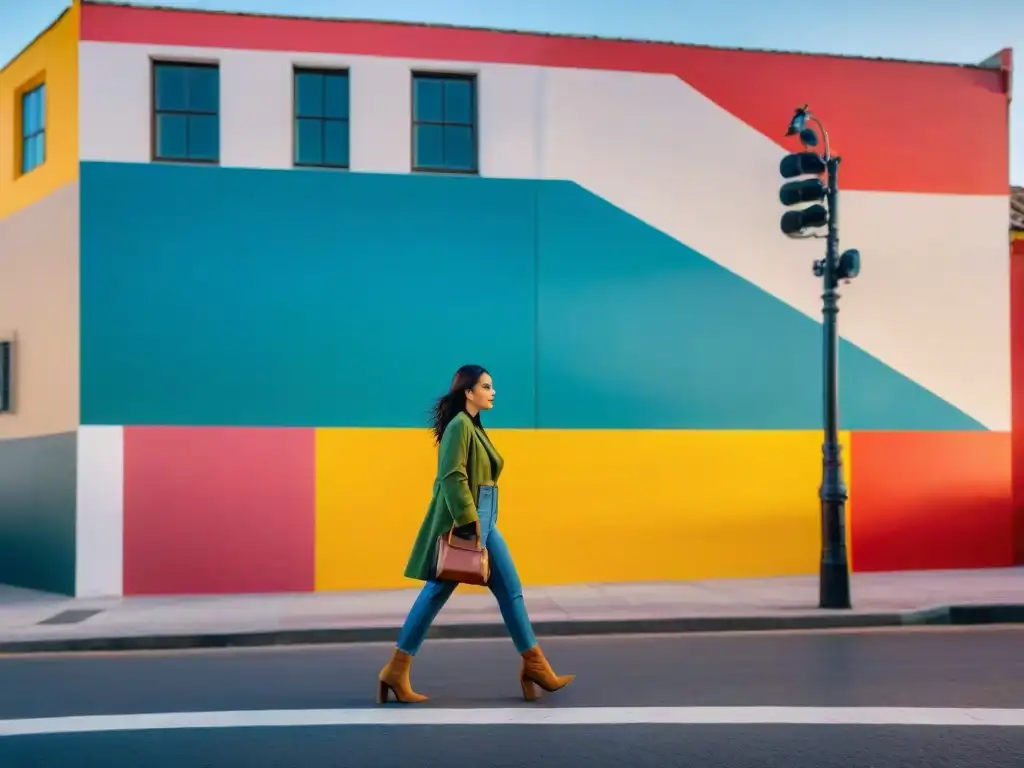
[38,84,46,125]
[323,73,349,119]
[187,115,219,161]
[414,124,444,168]
[444,125,475,171]
[22,87,42,136]
[154,65,188,111]
[413,78,443,122]
[295,72,324,118]
[22,134,44,173]
[323,119,349,166]
[155,113,188,158]
[295,118,323,165]
[187,66,219,113]
[443,79,473,124]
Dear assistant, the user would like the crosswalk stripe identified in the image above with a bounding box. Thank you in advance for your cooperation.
[2,706,1023,736]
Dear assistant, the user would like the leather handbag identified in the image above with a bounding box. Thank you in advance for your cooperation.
[435,522,490,586]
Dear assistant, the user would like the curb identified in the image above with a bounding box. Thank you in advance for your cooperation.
[0,603,1020,655]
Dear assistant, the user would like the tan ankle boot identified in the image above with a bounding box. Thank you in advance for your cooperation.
[519,645,575,701]
[376,648,428,704]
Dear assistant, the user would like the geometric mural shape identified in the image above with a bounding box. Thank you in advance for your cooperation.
[79,162,538,429]
[80,164,983,432]
[314,427,438,591]
[850,430,1013,572]
[0,432,77,595]
[537,182,986,431]
[123,426,316,595]
[313,426,845,590]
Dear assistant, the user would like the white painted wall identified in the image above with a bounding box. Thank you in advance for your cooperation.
[77,41,1011,430]
[75,426,124,598]
[79,41,543,178]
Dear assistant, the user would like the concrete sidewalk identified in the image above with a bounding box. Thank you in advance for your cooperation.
[0,568,1021,654]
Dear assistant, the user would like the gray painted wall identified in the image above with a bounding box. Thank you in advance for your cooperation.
[0,431,76,594]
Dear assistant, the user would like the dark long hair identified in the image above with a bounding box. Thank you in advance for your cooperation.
[430,364,488,445]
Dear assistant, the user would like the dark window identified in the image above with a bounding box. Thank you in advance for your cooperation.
[152,62,220,163]
[0,341,11,414]
[21,83,46,174]
[294,69,350,169]
[411,73,477,174]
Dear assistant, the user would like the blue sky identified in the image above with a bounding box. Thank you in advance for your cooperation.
[3,0,1022,184]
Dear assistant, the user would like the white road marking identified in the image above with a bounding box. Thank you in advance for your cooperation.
[1,707,1022,737]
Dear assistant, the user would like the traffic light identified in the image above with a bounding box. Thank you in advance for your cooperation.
[837,248,861,280]
[814,250,860,282]
[779,151,828,237]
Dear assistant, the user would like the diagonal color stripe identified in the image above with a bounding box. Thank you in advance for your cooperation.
[2,707,1023,736]
[79,163,983,430]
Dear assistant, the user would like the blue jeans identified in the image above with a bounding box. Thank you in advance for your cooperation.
[397,487,538,655]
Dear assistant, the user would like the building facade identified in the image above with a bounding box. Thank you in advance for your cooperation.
[0,0,1018,597]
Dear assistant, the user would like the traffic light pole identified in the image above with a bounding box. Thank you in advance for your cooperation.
[780,106,857,609]
[818,156,852,610]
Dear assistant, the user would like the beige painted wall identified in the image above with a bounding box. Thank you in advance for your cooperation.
[0,182,79,438]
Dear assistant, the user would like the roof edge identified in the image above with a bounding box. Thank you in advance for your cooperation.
[79,0,1005,72]
[978,48,1014,97]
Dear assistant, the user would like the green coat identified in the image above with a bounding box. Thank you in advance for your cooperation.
[404,411,504,582]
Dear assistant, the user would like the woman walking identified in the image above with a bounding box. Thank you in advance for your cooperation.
[376,364,575,704]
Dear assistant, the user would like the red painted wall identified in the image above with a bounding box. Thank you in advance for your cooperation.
[1013,236,1024,565]
[123,427,316,595]
[851,432,1013,572]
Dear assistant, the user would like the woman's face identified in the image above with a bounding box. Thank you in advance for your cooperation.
[465,372,495,411]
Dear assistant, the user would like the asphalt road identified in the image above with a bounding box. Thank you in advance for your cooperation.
[0,626,1021,767]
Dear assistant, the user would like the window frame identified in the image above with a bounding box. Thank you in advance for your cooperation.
[410,71,479,175]
[0,339,13,415]
[292,67,351,171]
[150,59,221,165]
[20,82,47,175]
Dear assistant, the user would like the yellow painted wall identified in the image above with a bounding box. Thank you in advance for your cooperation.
[315,428,853,591]
[0,2,79,220]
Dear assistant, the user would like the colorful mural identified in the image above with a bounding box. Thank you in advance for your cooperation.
[0,0,1017,596]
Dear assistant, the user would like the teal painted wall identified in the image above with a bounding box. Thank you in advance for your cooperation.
[80,161,982,431]
[80,162,538,429]
[0,432,77,595]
